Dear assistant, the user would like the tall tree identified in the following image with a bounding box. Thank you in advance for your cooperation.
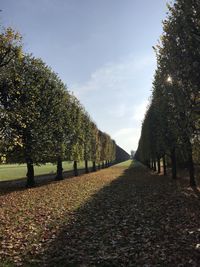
[0,54,68,186]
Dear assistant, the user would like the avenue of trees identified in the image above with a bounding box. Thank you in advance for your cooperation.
[0,26,126,187]
[116,145,130,163]
[135,0,200,186]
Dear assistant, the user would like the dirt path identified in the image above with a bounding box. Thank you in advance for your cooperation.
[41,162,200,266]
[1,162,200,266]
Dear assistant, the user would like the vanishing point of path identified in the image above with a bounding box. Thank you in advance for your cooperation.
[1,161,200,266]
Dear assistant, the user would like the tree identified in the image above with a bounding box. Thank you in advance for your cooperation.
[158,0,200,185]
[90,123,100,171]
[0,26,120,186]
[0,27,22,68]
[0,54,69,186]
[67,96,84,176]
[136,0,200,186]
[82,111,92,174]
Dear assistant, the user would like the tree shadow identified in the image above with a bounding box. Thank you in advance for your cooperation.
[28,164,200,266]
[0,167,94,196]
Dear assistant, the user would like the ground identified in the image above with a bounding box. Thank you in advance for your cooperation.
[0,161,200,266]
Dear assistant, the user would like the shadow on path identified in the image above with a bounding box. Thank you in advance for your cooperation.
[32,164,200,267]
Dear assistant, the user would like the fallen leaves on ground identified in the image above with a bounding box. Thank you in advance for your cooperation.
[0,163,200,266]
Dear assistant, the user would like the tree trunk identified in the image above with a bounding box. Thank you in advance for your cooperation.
[150,159,153,169]
[102,161,105,169]
[153,160,157,171]
[157,157,161,174]
[55,157,63,180]
[188,154,196,187]
[98,163,101,170]
[26,158,35,187]
[147,160,150,169]
[73,161,78,176]
[170,148,177,179]
[163,155,167,176]
[151,159,154,169]
[85,160,89,174]
[187,141,196,187]
[92,161,96,172]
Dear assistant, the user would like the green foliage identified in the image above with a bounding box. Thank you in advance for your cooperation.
[136,0,200,185]
[115,145,130,163]
[0,25,123,185]
[0,27,22,67]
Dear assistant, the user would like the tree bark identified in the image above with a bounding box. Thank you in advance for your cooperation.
[150,159,153,169]
[85,160,89,174]
[26,158,35,187]
[170,148,177,179]
[147,160,150,169]
[157,157,161,174]
[73,161,78,176]
[55,157,63,180]
[188,153,196,187]
[163,155,167,176]
[186,140,196,187]
[92,161,96,172]
[151,159,154,170]
[153,160,157,171]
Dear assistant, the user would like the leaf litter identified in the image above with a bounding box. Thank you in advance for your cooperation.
[0,164,200,266]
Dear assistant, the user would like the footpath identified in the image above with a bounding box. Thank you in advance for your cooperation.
[41,162,200,266]
[1,162,200,266]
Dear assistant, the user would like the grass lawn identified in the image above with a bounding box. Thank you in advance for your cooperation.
[115,159,133,168]
[0,161,93,181]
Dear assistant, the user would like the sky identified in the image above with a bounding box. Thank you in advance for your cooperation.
[0,0,168,153]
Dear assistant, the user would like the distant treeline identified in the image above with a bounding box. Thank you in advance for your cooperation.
[135,0,200,186]
[116,145,130,163]
[0,27,129,187]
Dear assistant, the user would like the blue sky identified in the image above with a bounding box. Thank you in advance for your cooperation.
[1,0,168,153]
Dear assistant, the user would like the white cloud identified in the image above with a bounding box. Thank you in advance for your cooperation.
[131,100,149,123]
[108,103,127,118]
[72,53,155,98]
[70,53,155,152]
[111,100,149,151]
[108,100,149,125]
[108,100,149,151]
[113,127,141,153]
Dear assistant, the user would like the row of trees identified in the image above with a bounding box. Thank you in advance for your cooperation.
[0,27,124,187]
[135,0,200,186]
[116,145,130,163]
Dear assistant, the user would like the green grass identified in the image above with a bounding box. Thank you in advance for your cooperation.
[115,159,133,168]
[0,161,93,181]
[0,160,134,182]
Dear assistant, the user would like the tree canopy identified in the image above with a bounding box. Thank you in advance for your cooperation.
[135,0,200,186]
[0,26,128,187]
